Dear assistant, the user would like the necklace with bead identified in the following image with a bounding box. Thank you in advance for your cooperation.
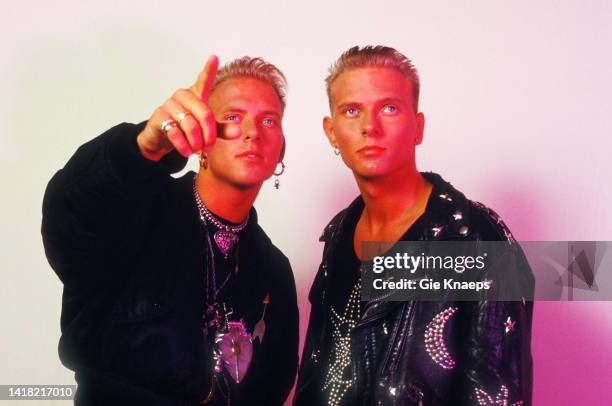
[193,179,249,258]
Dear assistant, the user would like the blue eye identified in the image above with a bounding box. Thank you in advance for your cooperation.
[383,105,397,113]
[263,118,275,126]
[226,114,239,122]
[344,107,358,117]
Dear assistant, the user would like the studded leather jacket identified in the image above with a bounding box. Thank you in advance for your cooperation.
[294,172,534,406]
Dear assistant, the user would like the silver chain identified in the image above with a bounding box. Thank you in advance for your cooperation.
[193,181,249,233]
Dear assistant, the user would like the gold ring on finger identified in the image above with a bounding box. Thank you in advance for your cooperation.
[160,118,178,134]
[177,111,190,124]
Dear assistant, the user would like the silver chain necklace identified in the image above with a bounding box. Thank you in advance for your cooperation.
[193,179,249,257]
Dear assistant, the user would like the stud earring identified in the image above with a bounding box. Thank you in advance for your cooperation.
[333,146,340,156]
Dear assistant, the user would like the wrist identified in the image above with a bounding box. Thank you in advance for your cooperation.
[136,132,164,162]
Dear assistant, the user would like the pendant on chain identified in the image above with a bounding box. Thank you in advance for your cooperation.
[214,230,238,257]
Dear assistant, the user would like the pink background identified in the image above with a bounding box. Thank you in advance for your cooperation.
[1,1,610,404]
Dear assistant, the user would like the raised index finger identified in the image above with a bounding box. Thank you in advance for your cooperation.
[192,55,219,102]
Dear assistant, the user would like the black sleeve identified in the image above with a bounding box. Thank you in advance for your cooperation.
[461,244,534,405]
[41,122,188,288]
[270,256,300,404]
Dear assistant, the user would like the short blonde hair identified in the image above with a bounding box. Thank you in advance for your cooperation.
[325,45,420,112]
[213,56,288,113]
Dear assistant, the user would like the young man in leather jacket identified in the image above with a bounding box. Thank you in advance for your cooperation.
[295,46,534,406]
[42,55,298,405]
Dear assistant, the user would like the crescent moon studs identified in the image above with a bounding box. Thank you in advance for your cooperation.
[424,306,458,369]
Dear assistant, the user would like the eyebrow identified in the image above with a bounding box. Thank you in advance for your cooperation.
[260,110,282,118]
[335,101,361,111]
[378,97,404,105]
[336,97,404,110]
[221,107,247,115]
[221,107,281,118]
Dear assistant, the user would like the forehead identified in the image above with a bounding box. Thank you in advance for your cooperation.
[330,67,413,106]
[209,77,282,113]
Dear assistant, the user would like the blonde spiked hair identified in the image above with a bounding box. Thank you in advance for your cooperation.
[213,56,288,113]
[325,45,420,112]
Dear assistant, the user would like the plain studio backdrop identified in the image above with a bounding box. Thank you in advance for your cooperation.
[1,1,611,404]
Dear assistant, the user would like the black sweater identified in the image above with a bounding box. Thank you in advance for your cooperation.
[41,122,299,406]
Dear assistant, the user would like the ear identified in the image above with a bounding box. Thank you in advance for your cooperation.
[323,116,337,148]
[415,112,425,145]
[278,136,286,162]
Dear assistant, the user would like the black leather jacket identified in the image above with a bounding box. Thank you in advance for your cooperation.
[295,172,534,406]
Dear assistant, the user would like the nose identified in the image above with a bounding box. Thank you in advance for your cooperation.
[243,117,261,141]
[361,111,381,137]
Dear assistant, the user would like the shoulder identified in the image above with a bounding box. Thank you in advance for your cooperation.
[467,200,516,242]
[319,208,350,242]
[422,172,515,242]
[318,195,364,243]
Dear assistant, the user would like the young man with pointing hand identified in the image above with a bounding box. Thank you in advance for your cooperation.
[42,55,298,405]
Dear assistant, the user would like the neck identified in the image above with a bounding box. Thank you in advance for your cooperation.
[355,166,430,233]
[195,170,260,224]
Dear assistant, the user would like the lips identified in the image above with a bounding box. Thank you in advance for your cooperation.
[357,145,386,154]
[236,150,263,160]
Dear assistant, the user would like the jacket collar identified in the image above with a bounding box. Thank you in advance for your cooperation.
[319,172,473,244]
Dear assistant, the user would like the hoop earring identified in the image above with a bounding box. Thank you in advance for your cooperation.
[273,161,285,189]
[199,152,208,169]
[333,146,340,156]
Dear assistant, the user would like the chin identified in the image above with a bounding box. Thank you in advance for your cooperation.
[231,174,270,190]
[351,163,389,179]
